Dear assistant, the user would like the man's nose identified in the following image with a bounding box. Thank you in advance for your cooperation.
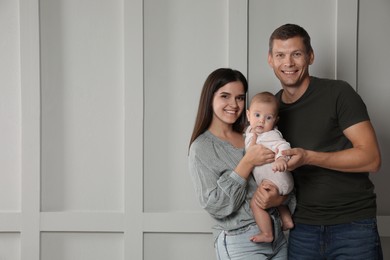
[285,54,295,66]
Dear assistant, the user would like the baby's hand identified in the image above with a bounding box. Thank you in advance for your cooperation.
[272,157,288,172]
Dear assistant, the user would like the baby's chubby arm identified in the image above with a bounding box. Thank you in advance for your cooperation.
[272,156,288,172]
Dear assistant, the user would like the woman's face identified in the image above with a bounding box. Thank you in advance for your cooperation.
[211,81,246,127]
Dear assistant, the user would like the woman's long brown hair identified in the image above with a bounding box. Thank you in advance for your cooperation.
[189,68,248,149]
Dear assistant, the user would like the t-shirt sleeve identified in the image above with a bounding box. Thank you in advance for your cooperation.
[336,81,370,131]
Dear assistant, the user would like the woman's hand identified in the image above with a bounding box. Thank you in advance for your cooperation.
[245,133,275,167]
[235,133,275,180]
[252,182,286,209]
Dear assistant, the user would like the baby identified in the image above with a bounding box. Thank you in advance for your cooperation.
[245,91,294,243]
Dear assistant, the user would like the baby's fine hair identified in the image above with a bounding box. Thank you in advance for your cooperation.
[249,91,279,112]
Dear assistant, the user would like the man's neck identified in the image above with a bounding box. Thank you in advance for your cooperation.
[281,77,311,104]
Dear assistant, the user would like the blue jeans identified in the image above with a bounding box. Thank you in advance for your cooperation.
[215,223,287,260]
[288,218,383,260]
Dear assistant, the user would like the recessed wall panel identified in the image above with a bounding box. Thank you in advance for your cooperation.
[144,233,214,260]
[0,0,21,211]
[40,0,124,211]
[358,0,390,216]
[41,232,123,260]
[381,237,390,259]
[143,0,228,212]
[0,233,20,260]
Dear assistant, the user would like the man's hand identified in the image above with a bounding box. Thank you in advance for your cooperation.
[282,148,308,171]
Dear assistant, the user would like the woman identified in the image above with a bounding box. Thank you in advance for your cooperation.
[188,68,287,259]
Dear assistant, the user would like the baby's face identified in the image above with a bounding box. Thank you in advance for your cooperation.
[246,102,277,134]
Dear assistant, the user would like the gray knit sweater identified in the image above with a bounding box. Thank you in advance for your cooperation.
[188,130,258,240]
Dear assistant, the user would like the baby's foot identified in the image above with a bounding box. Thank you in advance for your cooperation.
[250,233,273,243]
[282,220,294,231]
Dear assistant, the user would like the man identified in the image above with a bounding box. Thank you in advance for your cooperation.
[268,23,383,259]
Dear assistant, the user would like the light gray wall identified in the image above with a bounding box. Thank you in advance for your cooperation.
[358,0,390,216]
[1,0,388,259]
[358,2,390,257]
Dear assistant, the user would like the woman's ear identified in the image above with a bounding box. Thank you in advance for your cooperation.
[267,52,273,67]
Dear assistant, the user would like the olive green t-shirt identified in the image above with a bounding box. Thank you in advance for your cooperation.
[275,77,377,225]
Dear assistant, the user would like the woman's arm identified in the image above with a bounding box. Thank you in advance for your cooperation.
[235,140,275,180]
[188,134,276,218]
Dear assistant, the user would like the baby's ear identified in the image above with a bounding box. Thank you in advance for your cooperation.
[275,116,279,124]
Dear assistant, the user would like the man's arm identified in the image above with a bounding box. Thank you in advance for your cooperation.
[283,120,381,173]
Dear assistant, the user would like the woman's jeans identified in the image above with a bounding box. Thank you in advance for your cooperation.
[288,218,383,260]
[215,222,287,260]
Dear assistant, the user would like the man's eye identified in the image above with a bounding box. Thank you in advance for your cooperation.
[293,52,302,57]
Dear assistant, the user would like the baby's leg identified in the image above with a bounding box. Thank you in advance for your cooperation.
[250,197,274,243]
[278,205,294,231]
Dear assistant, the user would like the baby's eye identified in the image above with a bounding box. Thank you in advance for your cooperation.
[254,113,261,118]
[265,115,274,121]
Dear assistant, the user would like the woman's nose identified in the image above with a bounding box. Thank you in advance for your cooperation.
[229,98,238,107]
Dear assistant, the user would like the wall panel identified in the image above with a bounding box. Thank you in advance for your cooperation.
[144,233,214,260]
[0,0,21,212]
[143,0,229,212]
[39,0,124,212]
[41,232,123,260]
[358,0,390,216]
[0,233,20,260]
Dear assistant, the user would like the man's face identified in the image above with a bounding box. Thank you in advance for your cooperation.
[268,36,314,89]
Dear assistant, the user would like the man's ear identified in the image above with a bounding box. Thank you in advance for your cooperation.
[267,53,273,67]
[309,51,314,65]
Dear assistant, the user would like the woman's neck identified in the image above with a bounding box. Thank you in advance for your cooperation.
[208,124,244,148]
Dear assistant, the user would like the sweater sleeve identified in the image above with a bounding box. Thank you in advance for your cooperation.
[188,138,248,219]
